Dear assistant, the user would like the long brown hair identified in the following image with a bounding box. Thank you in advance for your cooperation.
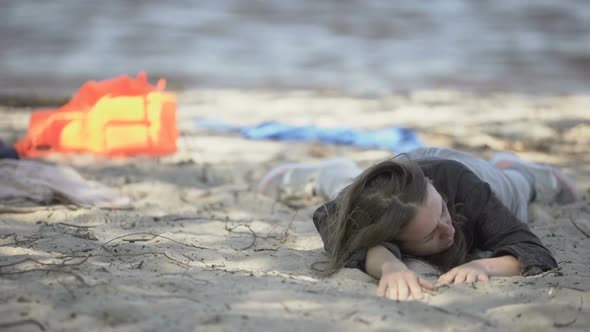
[323,156,468,275]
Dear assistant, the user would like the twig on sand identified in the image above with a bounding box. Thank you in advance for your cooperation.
[568,217,590,238]
[0,254,91,287]
[56,222,98,229]
[0,206,52,214]
[100,232,210,252]
[0,251,200,284]
[225,223,259,250]
[274,212,298,243]
[0,319,46,331]
[122,238,150,243]
[554,316,578,328]
[224,212,298,251]
[0,268,89,286]
[161,252,193,268]
[0,255,90,269]
[0,235,206,281]
[0,204,78,214]
[100,251,203,269]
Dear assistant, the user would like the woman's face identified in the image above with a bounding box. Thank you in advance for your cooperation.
[396,183,455,256]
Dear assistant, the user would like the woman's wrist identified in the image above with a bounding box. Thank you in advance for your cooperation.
[470,256,522,276]
[366,245,407,278]
[381,260,408,274]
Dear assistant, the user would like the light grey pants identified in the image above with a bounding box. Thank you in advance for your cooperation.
[318,147,533,223]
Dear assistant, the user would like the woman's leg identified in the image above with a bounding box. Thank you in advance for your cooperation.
[406,147,534,223]
[257,157,363,201]
[258,147,578,217]
[489,152,580,205]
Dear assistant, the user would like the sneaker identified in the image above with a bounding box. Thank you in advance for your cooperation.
[489,152,580,204]
[257,157,357,201]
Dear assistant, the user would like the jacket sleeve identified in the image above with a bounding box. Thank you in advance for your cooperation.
[455,164,558,276]
[312,201,401,272]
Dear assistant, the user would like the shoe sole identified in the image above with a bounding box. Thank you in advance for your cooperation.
[257,158,356,199]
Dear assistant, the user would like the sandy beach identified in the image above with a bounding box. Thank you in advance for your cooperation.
[0,89,589,331]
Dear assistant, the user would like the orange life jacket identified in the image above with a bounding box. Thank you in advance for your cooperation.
[14,72,177,158]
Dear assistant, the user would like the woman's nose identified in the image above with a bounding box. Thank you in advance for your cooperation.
[439,221,455,237]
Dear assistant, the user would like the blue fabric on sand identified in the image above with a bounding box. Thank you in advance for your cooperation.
[195,119,423,152]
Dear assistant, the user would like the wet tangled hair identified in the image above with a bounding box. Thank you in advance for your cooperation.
[323,156,467,275]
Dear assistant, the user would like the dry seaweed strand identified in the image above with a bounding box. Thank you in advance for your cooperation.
[0,319,46,331]
[0,268,89,286]
[568,216,589,238]
[0,255,90,269]
[0,229,215,283]
[56,222,98,229]
[1,213,292,286]
[0,204,77,214]
[3,231,67,248]
[224,212,297,250]
[99,232,210,252]
[0,253,91,286]
[0,250,210,286]
[225,222,259,250]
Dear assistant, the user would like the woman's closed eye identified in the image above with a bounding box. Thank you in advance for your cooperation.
[424,233,435,242]
[423,202,447,243]
[424,227,438,242]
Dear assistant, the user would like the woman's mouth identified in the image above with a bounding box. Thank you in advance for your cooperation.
[446,236,454,248]
[446,221,455,238]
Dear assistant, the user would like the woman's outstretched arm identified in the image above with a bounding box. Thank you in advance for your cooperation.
[367,245,433,301]
[435,255,522,286]
[449,160,557,275]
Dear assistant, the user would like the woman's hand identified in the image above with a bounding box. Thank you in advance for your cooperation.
[435,261,489,287]
[376,262,434,301]
[435,256,522,287]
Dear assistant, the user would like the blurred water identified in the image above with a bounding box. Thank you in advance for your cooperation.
[1,0,590,96]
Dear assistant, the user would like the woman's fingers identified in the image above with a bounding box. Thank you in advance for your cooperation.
[406,277,424,300]
[376,278,388,297]
[437,268,490,287]
[477,274,489,282]
[377,271,434,301]
[418,277,434,290]
[435,270,456,287]
[396,279,410,301]
[453,270,468,284]
[465,272,477,284]
[380,279,426,301]
[385,285,396,300]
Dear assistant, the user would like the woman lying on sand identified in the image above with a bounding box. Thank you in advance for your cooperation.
[258,147,580,301]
